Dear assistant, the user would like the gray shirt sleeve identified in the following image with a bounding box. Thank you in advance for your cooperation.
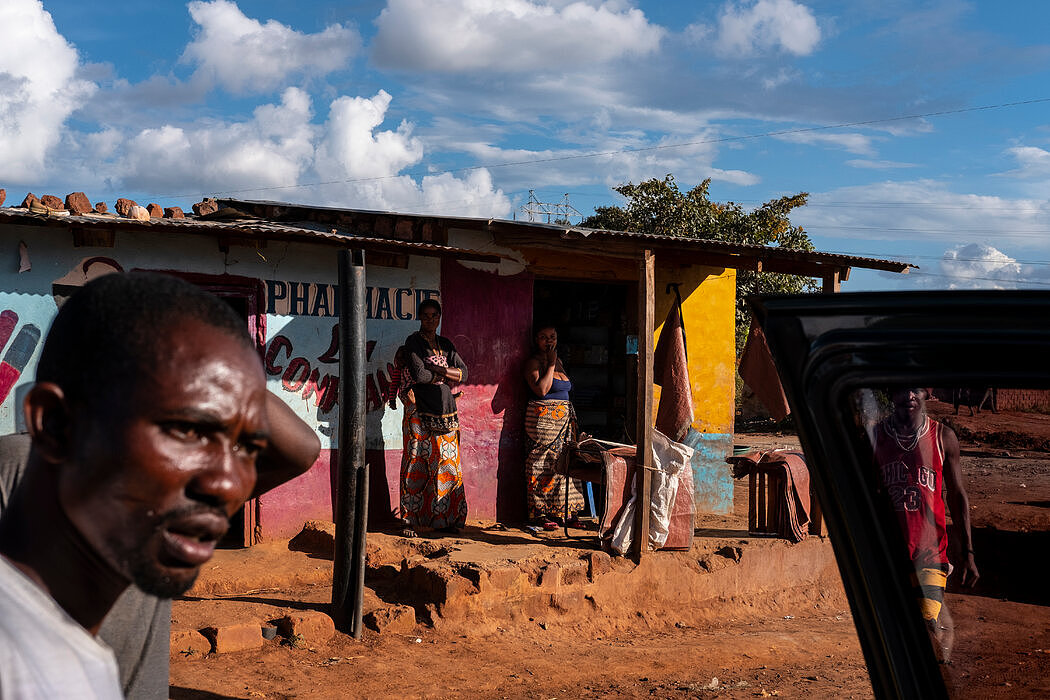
[0,432,30,512]
[98,589,171,700]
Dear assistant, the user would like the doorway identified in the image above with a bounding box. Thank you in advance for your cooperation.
[143,269,266,547]
[532,280,632,443]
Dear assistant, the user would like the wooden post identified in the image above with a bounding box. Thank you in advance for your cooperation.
[808,266,841,537]
[634,249,655,558]
[332,249,369,637]
[821,269,841,294]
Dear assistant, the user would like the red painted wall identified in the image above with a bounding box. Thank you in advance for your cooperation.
[440,261,534,522]
[259,445,407,539]
[257,449,335,541]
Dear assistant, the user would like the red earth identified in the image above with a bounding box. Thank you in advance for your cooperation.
[171,402,1049,698]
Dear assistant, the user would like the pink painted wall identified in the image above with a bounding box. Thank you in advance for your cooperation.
[259,446,407,539]
[257,449,335,541]
[371,263,534,524]
[440,261,534,522]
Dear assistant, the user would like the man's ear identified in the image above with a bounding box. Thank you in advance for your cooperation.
[23,382,72,464]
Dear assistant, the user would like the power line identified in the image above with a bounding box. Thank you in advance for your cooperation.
[803,202,1049,211]
[144,96,1050,201]
[903,269,1050,288]
[823,250,1050,267]
[806,224,1050,236]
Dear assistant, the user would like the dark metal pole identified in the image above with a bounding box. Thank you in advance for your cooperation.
[332,248,368,637]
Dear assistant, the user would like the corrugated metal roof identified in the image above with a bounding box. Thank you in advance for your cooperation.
[559,226,913,273]
[0,206,505,263]
[224,198,915,275]
[0,198,915,275]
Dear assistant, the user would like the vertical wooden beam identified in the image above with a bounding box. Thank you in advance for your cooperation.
[634,250,655,558]
[333,249,369,638]
[821,268,841,294]
[810,266,839,537]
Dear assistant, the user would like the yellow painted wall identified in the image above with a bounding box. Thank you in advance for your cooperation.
[653,265,737,435]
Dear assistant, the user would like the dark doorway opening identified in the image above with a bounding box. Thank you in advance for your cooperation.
[142,270,266,548]
[532,280,632,443]
[207,285,263,548]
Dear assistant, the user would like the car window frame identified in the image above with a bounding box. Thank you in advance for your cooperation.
[752,290,1050,700]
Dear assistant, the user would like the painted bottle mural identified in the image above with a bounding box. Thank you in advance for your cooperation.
[0,311,41,403]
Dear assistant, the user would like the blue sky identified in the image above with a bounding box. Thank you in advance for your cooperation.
[3,0,1050,291]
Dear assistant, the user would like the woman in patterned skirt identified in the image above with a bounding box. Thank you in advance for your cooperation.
[523,323,586,529]
[398,299,468,537]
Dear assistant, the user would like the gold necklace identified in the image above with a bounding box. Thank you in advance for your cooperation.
[886,415,929,452]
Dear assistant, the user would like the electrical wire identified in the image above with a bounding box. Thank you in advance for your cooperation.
[143,96,1050,201]
[899,269,1050,288]
[821,250,1050,267]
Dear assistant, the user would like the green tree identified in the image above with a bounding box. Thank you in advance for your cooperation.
[582,175,816,352]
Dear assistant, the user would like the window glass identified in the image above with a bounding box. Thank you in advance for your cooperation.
[851,386,1050,696]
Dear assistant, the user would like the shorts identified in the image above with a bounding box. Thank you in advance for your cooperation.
[912,563,949,621]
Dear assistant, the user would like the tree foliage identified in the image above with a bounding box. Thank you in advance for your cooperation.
[581,175,817,351]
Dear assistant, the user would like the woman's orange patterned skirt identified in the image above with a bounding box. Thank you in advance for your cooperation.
[524,399,585,519]
[400,402,467,529]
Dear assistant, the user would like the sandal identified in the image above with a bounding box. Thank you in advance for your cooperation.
[399,527,418,538]
[531,517,559,531]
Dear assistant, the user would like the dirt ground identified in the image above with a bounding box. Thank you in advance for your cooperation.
[171,612,869,699]
[170,402,1050,698]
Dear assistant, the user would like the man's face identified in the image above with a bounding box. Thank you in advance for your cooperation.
[58,318,270,597]
[891,387,927,421]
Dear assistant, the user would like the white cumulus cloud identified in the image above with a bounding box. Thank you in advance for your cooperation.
[775,130,875,156]
[936,243,1023,289]
[372,0,664,73]
[117,87,317,193]
[314,91,423,181]
[1000,145,1050,179]
[691,0,821,58]
[107,87,509,217]
[0,0,96,181]
[183,0,360,94]
[309,91,510,215]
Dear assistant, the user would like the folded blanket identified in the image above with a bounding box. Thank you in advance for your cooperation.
[728,449,811,542]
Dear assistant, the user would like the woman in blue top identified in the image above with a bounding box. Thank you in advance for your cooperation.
[523,324,586,528]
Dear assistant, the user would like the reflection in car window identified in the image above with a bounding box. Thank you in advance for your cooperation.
[852,386,1049,696]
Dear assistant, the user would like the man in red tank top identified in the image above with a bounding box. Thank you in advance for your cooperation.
[873,387,979,663]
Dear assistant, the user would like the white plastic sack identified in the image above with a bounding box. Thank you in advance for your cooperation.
[608,429,695,554]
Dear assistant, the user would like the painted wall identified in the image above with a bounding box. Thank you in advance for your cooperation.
[256,259,441,538]
[439,259,533,523]
[0,221,741,540]
[654,266,737,515]
[0,224,440,540]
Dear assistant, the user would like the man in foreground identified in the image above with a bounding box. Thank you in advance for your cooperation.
[872,387,979,663]
[0,272,319,697]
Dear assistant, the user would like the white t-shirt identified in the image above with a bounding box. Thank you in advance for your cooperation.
[0,555,123,699]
